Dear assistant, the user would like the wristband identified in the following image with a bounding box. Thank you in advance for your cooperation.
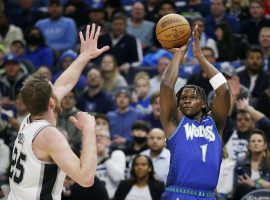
[209,73,227,90]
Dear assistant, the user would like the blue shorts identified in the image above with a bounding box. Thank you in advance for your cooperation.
[161,185,216,200]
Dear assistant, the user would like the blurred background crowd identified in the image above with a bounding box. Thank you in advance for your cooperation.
[0,0,270,199]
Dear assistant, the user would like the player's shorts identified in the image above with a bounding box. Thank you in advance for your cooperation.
[161,185,216,200]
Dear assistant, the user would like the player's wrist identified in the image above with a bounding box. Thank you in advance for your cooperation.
[209,73,227,90]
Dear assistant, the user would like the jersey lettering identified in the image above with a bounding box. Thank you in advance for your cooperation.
[184,123,215,142]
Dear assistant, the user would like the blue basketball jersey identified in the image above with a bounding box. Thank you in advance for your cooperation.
[164,115,222,198]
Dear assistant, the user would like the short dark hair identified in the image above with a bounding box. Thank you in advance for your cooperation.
[246,46,264,59]
[176,85,209,116]
[20,72,52,115]
[131,120,151,133]
[94,113,109,124]
[112,13,126,23]
[150,91,160,104]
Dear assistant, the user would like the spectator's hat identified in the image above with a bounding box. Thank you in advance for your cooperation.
[48,0,61,6]
[220,64,236,78]
[89,2,104,12]
[3,53,19,65]
[115,87,131,98]
[60,50,78,62]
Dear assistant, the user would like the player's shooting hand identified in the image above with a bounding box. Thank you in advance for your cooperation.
[238,173,254,187]
[192,24,202,58]
[79,24,110,61]
[69,112,96,133]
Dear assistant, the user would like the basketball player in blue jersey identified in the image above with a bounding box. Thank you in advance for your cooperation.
[160,24,231,200]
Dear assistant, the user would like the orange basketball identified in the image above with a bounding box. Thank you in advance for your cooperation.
[156,14,191,49]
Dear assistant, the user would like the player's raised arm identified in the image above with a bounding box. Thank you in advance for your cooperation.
[193,24,231,134]
[54,24,109,102]
[160,43,189,138]
[42,112,97,187]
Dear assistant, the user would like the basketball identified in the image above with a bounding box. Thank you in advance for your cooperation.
[156,14,191,49]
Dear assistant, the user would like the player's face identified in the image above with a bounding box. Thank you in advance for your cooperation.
[134,156,151,179]
[179,88,205,118]
[147,129,165,152]
[236,112,254,133]
[248,134,266,154]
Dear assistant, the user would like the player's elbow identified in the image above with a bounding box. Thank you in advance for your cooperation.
[78,176,95,187]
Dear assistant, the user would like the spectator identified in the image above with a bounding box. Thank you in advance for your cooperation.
[81,2,111,35]
[96,128,126,199]
[36,66,52,81]
[204,0,240,39]
[76,68,115,114]
[132,72,152,114]
[23,27,54,70]
[63,0,89,28]
[107,87,141,149]
[95,113,110,132]
[226,0,250,22]
[8,0,46,33]
[179,0,211,18]
[97,13,142,75]
[215,22,237,61]
[99,54,127,94]
[113,155,165,200]
[140,92,162,129]
[127,2,155,53]
[149,56,186,95]
[52,49,86,93]
[216,146,236,200]
[57,91,81,153]
[256,86,270,118]
[258,26,270,72]
[241,0,270,45]
[123,120,150,156]
[233,129,270,200]
[9,40,34,75]
[35,0,77,54]
[141,128,170,183]
[237,46,270,104]
[0,53,27,106]
[186,17,218,63]
[0,12,24,49]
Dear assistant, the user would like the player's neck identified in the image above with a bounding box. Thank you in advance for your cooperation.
[31,111,56,126]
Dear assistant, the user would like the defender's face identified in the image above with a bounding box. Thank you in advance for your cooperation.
[179,88,204,117]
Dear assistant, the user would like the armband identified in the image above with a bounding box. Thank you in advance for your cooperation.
[209,73,227,90]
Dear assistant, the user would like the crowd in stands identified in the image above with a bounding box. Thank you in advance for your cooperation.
[0,0,270,199]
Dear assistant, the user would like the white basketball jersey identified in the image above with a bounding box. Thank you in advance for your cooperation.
[8,115,66,200]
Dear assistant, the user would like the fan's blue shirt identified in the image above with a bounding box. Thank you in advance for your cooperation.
[162,115,222,200]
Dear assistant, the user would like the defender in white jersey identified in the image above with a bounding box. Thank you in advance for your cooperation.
[8,23,109,200]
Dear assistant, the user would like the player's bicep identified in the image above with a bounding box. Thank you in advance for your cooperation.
[211,83,231,133]
[45,130,82,182]
[160,82,179,137]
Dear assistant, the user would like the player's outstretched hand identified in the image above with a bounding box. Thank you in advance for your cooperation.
[79,23,110,61]
[69,112,96,134]
[192,24,202,58]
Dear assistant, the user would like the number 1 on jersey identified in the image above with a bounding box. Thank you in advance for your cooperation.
[200,144,208,162]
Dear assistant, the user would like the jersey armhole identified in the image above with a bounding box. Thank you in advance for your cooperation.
[208,116,222,144]
[30,124,54,164]
[167,116,185,141]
